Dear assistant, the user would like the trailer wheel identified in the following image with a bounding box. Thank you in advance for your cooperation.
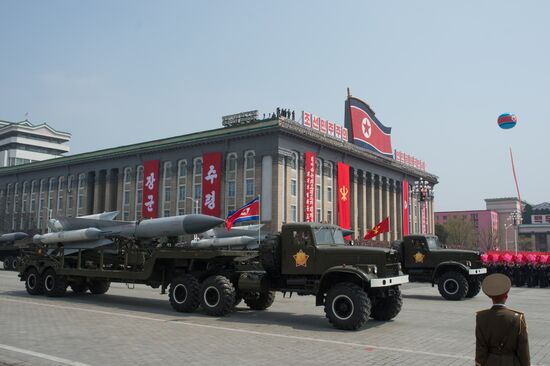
[438,271,469,300]
[200,275,236,316]
[370,287,403,321]
[70,280,89,294]
[465,277,481,298]
[25,267,44,295]
[88,279,110,294]
[43,268,67,297]
[244,291,276,310]
[3,256,13,270]
[324,282,371,330]
[11,257,20,271]
[169,274,201,313]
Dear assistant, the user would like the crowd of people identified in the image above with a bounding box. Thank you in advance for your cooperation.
[482,251,550,288]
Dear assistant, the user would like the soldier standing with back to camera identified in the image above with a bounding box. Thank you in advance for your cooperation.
[475,273,530,366]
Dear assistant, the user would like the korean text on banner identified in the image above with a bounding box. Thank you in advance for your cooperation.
[337,162,350,235]
[142,160,160,218]
[202,152,222,217]
[402,180,409,236]
[304,152,316,222]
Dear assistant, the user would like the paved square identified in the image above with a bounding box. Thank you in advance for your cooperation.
[0,269,549,366]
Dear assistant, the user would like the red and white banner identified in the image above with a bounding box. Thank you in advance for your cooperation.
[327,121,335,136]
[142,160,160,218]
[402,180,409,236]
[342,127,348,141]
[303,111,312,127]
[335,124,342,139]
[337,162,350,236]
[202,152,222,217]
[320,119,327,133]
[304,152,316,222]
[312,115,320,130]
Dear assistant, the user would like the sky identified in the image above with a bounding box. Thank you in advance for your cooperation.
[1,1,548,211]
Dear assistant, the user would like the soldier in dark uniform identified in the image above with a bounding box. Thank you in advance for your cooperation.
[476,273,530,366]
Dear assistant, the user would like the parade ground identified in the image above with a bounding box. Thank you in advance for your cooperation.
[0,269,549,366]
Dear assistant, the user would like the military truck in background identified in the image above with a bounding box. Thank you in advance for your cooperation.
[18,218,408,330]
[391,234,486,300]
[0,232,29,270]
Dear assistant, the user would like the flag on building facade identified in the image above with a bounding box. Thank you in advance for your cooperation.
[337,162,351,237]
[226,197,260,231]
[364,217,390,240]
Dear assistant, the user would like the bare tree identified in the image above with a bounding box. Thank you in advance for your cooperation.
[443,217,479,250]
[478,227,499,252]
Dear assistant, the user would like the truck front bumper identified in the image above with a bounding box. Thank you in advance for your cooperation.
[370,274,409,288]
[468,268,487,275]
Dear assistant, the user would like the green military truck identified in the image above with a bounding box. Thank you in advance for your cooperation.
[18,222,408,330]
[391,234,486,300]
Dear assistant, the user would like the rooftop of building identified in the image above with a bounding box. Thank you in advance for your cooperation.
[0,116,437,182]
[0,119,71,139]
[435,209,496,215]
[532,202,550,211]
[484,197,520,202]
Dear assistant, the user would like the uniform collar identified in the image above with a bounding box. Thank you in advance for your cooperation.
[491,304,507,308]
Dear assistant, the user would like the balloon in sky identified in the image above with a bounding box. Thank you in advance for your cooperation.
[497,113,517,129]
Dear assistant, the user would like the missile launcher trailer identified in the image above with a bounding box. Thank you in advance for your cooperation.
[0,232,29,270]
[18,220,408,330]
[391,234,487,300]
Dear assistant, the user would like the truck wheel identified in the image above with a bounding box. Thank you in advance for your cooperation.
[25,267,44,295]
[370,287,403,321]
[200,275,236,316]
[169,274,201,313]
[70,280,89,294]
[88,279,110,294]
[244,291,276,310]
[324,282,371,330]
[43,268,68,297]
[438,271,469,300]
[3,256,13,270]
[465,278,481,298]
[11,257,20,271]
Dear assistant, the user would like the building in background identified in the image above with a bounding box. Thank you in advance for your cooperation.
[484,197,522,250]
[0,119,71,167]
[435,209,499,250]
[519,202,550,251]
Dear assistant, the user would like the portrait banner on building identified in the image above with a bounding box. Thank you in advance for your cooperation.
[202,152,222,217]
[402,179,409,236]
[304,152,316,222]
[337,162,350,235]
[142,159,160,218]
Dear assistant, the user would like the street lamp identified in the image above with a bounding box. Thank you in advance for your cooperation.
[412,178,434,234]
[509,210,522,253]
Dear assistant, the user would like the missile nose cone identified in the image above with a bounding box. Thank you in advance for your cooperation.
[182,214,225,234]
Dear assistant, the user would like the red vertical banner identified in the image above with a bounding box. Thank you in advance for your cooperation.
[337,162,350,234]
[423,201,427,233]
[320,119,327,133]
[304,152,316,222]
[142,160,160,218]
[202,152,222,217]
[402,179,409,236]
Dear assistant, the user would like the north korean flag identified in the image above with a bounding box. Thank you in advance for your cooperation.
[226,197,260,231]
[345,96,393,157]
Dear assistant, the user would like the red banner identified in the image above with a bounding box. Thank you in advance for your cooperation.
[202,152,222,217]
[312,115,320,130]
[142,160,160,218]
[364,217,390,241]
[303,111,311,127]
[304,152,316,222]
[337,162,350,234]
[423,201,427,233]
[402,180,409,236]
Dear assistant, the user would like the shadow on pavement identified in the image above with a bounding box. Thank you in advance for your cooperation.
[402,294,447,301]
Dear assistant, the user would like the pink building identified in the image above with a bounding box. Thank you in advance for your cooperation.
[435,210,499,250]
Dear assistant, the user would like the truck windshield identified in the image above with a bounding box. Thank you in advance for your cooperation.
[314,227,346,246]
[426,237,442,249]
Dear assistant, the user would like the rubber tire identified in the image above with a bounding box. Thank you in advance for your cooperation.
[243,291,276,310]
[70,280,89,294]
[438,271,469,301]
[88,279,110,294]
[168,274,201,313]
[324,282,371,330]
[11,257,20,271]
[465,278,482,298]
[43,268,68,297]
[25,267,44,295]
[3,256,13,270]
[200,275,236,317]
[370,287,403,321]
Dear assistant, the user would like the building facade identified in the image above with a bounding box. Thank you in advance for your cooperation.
[0,117,437,241]
[0,119,71,167]
[435,210,499,250]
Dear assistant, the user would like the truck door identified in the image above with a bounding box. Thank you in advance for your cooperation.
[403,237,429,269]
[281,227,317,275]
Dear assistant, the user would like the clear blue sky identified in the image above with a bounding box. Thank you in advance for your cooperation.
[1,1,548,211]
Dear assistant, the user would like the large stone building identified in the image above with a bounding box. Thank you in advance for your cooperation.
[0,119,71,167]
[0,115,437,241]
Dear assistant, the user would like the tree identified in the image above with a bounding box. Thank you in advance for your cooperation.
[478,227,498,252]
[443,217,479,250]
[522,202,532,224]
[435,224,449,244]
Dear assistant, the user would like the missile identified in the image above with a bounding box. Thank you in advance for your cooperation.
[33,228,103,244]
[202,224,265,239]
[79,211,120,220]
[0,232,29,243]
[191,235,259,249]
[48,211,120,232]
[133,214,225,238]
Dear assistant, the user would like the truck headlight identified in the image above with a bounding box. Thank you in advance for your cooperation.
[465,260,472,267]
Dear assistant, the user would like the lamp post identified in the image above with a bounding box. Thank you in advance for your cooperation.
[412,178,434,234]
[509,210,522,253]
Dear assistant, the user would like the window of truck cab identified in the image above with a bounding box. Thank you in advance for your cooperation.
[314,227,345,246]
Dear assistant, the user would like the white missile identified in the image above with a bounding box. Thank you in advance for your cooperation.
[0,232,29,243]
[33,228,103,244]
[191,236,259,249]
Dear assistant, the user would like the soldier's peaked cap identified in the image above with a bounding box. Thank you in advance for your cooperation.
[481,273,512,297]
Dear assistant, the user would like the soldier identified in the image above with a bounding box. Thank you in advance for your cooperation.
[476,273,530,366]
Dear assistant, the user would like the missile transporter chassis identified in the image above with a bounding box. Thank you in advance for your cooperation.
[18,223,408,330]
